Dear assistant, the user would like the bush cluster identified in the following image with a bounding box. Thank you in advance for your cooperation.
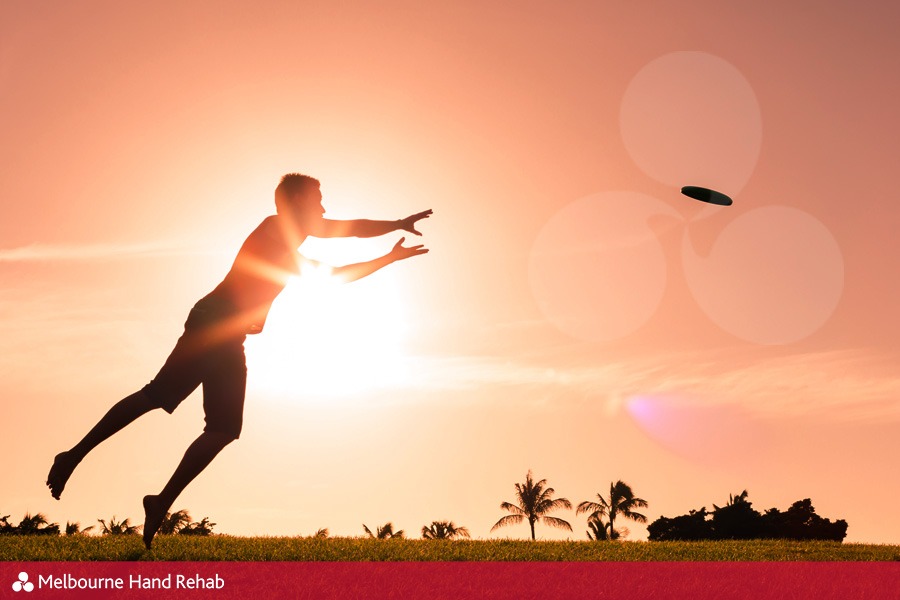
[647,494,847,542]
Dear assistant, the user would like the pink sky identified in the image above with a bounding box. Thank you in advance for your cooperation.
[2,1,899,543]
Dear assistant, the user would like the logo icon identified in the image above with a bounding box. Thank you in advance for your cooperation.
[12,572,34,592]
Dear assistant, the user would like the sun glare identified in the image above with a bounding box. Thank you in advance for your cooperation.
[244,258,411,402]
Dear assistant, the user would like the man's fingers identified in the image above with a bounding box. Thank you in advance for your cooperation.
[402,244,428,258]
[400,209,432,236]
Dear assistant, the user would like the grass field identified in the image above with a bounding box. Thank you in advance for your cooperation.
[2,536,899,562]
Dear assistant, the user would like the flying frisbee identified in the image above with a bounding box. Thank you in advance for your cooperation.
[681,186,733,206]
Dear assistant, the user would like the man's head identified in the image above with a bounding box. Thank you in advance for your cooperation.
[275,173,323,220]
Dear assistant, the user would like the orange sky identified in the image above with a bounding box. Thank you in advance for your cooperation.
[2,1,899,543]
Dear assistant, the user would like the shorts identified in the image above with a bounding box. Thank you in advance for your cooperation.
[141,298,247,439]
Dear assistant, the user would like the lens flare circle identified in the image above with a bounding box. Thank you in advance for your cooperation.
[529,192,679,342]
[620,51,762,194]
[682,205,844,344]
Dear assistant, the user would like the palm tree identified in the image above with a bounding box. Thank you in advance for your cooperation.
[65,521,95,536]
[178,517,216,536]
[0,514,15,535]
[314,528,329,538]
[577,480,648,540]
[98,516,141,535]
[158,510,192,535]
[363,522,404,539]
[491,470,572,540]
[17,513,60,536]
[713,490,750,510]
[422,521,471,540]
[586,518,610,541]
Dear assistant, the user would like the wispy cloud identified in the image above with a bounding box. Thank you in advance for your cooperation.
[400,349,900,422]
[0,241,218,262]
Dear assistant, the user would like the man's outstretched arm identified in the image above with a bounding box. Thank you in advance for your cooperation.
[310,209,432,239]
[301,238,428,284]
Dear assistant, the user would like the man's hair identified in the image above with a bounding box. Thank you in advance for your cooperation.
[275,173,320,214]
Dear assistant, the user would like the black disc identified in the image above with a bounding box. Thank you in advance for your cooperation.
[681,186,733,206]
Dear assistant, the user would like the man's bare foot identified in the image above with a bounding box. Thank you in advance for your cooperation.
[143,494,167,550]
[46,451,78,500]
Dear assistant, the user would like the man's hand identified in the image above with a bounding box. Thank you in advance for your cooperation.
[389,237,428,262]
[329,237,429,283]
[397,209,433,236]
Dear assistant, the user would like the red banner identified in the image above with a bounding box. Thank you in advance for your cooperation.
[2,562,898,599]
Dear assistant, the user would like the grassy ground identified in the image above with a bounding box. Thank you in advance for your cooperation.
[2,536,899,562]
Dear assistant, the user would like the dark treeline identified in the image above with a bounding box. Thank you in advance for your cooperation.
[647,491,847,542]
[0,513,60,536]
[0,510,215,537]
[5,485,849,542]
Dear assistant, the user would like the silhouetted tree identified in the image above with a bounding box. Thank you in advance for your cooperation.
[648,492,849,542]
[157,510,192,535]
[577,481,648,541]
[178,517,215,536]
[721,490,749,506]
[422,521,471,540]
[711,490,762,540]
[760,499,847,542]
[363,522,404,539]
[314,528,329,538]
[15,513,60,536]
[98,516,140,535]
[648,508,713,541]
[586,518,611,541]
[65,521,95,536]
[0,514,15,535]
[491,470,572,540]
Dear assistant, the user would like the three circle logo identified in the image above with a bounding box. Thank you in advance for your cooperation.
[12,572,34,593]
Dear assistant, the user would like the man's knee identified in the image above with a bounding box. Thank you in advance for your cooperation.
[139,385,180,414]
[202,413,242,442]
[204,429,239,447]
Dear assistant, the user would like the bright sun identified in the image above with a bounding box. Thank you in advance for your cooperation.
[244,243,411,402]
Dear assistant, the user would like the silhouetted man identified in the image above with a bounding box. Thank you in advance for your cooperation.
[47,173,431,548]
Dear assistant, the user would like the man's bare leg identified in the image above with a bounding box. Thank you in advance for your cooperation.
[47,390,158,500]
[143,431,235,549]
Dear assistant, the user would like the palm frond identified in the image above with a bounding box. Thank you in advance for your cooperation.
[541,497,573,512]
[576,501,606,516]
[65,521,94,536]
[364,522,402,539]
[537,485,555,499]
[586,519,610,541]
[491,514,524,532]
[159,510,192,535]
[620,509,648,523]
[541,516,573,531]
[499,502,526,515]
[178,517,216,536]
[423,521,471,540]
[453,525,471,539]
